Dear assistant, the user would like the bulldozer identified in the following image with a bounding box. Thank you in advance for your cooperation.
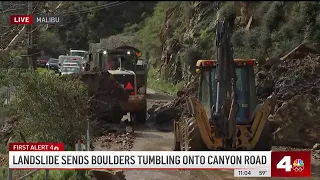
[115,46,149,96]
[87,47,148,125]
[173,19,276,151]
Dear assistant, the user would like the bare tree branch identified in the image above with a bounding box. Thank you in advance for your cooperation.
[0,8,24,14]
[1,26,26,53]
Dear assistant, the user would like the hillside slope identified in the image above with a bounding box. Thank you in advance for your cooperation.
[142,2,320,149]
[133,1,320,84]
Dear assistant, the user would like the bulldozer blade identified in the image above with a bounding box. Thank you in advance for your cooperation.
[121,95,146,112]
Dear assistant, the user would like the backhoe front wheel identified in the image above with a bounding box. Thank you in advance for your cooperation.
[181,117,207,151]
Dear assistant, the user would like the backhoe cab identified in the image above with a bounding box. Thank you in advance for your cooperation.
[173,20,276,151]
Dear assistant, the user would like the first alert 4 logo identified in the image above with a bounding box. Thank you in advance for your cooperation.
[13,144,57,151]
[11,153,268,168]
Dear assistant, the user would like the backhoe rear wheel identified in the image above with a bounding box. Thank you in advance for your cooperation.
[253,120,272,150]
[182,117,207,151]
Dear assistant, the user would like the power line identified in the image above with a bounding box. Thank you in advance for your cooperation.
[61,1,121,15]
[62,1,130,17]
[33,1,129,17]
[38,1,130,24]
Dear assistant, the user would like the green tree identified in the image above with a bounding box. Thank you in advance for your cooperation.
[7,72,88,150]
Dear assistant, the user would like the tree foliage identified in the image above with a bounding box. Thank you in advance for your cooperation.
[56,1,156,51]
[232,1,320,59]
[1,1,157,62]
[37,30,66,57]
[137,2,173,50]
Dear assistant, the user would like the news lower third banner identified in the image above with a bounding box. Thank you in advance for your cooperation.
[8,142,312,178]
[9,151,270,169]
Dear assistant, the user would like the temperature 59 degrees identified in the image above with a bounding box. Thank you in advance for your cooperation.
[259,170,267,176]
[271,151,311,177]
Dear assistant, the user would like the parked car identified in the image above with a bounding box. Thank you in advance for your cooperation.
[59,62,81,72]
[62,62,80,68]
[45,58,59,70]
[37,56,50,67]
[63,59,85,71]
[63,59,82,67]
[59,66,81,76]
[58,55,82,66]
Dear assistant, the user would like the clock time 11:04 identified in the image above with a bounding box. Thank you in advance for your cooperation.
[237,170,251,176]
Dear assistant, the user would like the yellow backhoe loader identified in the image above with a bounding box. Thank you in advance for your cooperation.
[173,19,276,151]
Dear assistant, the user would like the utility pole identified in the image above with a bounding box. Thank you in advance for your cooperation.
[31,2,41,71]
[27,1,33,71]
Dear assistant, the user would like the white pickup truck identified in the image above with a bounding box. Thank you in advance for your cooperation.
[58,55,84,71]
[70,49,88,59]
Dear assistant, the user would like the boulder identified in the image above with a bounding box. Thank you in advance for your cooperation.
[256,78,274,98]
[257,70,267,79]
[147,104,160,115]
[147,75,199,125]
[90,170,126,180]
[272,95,320,148]
[313,143,320,150]
[79,71,128,124]
[154,106,180,124]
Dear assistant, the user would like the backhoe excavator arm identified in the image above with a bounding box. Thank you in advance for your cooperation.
[212,19,238,146]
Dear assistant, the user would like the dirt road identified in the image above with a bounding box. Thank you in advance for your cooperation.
[123,89,320,180]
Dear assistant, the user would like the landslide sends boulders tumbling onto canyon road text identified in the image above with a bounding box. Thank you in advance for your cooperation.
[12,154,267,166]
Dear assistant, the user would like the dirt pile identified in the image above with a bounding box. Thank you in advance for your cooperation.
[94,132,135,151]
[90,170,126,180]
[79,71,129,136]
[256,53,320,148]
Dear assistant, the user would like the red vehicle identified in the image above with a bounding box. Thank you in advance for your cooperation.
[36,56,50,67]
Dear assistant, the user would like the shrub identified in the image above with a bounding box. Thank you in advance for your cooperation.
[137,2,174,52]
[147,66,183,95]
[5,71,88,150]
[232,28,246,47]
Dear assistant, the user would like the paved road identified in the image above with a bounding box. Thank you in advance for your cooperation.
[124,89,320,180]
[146,88,157,94]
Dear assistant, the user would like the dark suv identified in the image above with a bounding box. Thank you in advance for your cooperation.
[45,58,59,71]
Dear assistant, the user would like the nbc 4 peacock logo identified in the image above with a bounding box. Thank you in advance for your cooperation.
[272,151,311,177]
[292,159,304,172]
